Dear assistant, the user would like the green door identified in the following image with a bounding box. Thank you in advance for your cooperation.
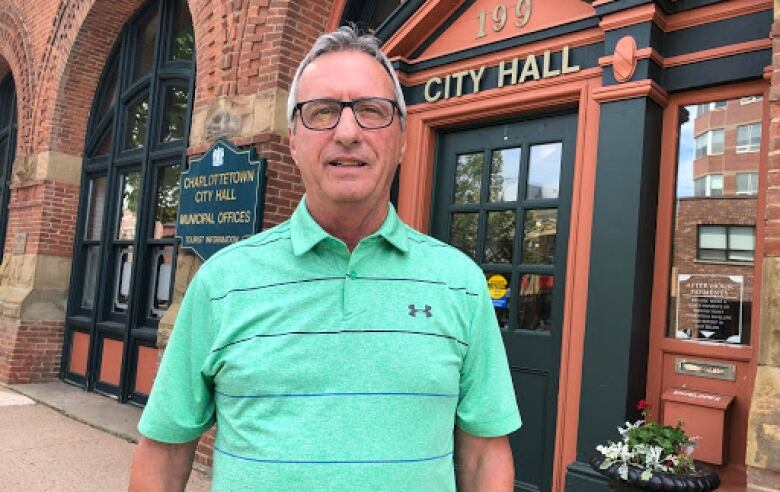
[431,112,577,492]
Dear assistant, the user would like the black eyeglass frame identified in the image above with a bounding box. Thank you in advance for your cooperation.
[293,97,401,130]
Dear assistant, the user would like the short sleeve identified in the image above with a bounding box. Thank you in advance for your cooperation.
[138,269,217,443]
[456,278,522,437]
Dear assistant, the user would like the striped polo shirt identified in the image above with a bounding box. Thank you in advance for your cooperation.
[139,197,521,491]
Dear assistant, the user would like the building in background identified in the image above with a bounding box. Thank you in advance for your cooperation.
[0,1,778,491]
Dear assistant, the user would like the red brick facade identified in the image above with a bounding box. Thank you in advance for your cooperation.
[0,319,64,383]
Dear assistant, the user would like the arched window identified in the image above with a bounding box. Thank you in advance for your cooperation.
[0,74,16,265]
[62,0,194,405]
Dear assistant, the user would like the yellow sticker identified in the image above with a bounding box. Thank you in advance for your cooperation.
[487,274,508,300]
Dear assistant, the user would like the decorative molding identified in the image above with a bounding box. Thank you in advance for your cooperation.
[612,36,637,83]
[591,79,669,107]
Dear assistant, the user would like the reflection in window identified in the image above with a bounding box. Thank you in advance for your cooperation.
[450,213,478,259]
[736,123,761,153]
[170,0,194,61]
[489,148,520,202]
[81,246,100,310]
[454,153,483,203]
[527,143,562,200]
[486,272,511,330]
[522,209,556,264]
[113,246,134,313]
[133,7,159,80]
[153,166,180,239]
[668,96,761,345]
[126,96,149,149]
[518,274,554,331]
[161,87,188,142]
[485,210,515,264]
[698,225,755,262]
[85,176,108,241]
[117,171,141,240]
[149,245,174,318]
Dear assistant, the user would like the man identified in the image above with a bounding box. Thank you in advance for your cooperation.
[129,26,520,491]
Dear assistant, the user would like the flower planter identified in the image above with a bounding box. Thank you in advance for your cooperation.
[590,454,720,492]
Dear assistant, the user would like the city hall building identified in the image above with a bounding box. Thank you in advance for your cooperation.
[0,0,779,490]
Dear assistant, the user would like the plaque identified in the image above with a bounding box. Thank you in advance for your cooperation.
[676,274,744,343]
[176,138,267,260]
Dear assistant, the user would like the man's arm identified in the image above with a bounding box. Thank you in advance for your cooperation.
[128,436,199,492]
[455,427,515,492]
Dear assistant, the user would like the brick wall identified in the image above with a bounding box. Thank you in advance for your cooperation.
[0,318,64,383]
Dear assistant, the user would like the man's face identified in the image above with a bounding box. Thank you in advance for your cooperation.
[289,50,405,212]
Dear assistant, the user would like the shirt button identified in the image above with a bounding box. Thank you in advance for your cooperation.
[348,271,357,279]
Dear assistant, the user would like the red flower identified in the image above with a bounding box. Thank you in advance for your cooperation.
[636,399,652,411]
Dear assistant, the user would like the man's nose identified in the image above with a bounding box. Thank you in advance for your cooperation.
[333,106,362,145]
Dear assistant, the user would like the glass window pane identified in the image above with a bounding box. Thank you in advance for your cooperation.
[699,226,726,249]
[96,64,118,122]
[80,246,100,310]
[152,165,181,239]
[522,209,557,264]
[486,272,511,331]
[0,138,8,191]
[698,249,726,261]
[117,171,141,240]
[85,176,108,241]
[94,131,112,157]
[489,148,520,202]
[453,153,483,204]
[133,7,159,80]
[728,250,754,262]
[484,210,515,264]
[518,274,554,331]
[710,174,723,196]
[527,142,562,199]
[126,95,149,150]
[170,0,194,61]
[161,86,188,142]
[149,245,175,318]
[729,227,755,251]
[113,246,134,313]
[450,213,478,259]
[711,129,724,154]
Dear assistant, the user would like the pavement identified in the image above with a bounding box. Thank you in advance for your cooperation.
[0,382,211,491]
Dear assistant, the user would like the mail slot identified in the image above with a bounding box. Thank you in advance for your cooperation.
[661,388,735,465]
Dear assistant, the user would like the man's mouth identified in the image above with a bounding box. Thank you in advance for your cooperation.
[329,160,367,167]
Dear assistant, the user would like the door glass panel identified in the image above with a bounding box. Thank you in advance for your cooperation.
[153,165,181,239]
[485,210,515,264]
[133,7,159,80]
[170,0,194,61]
[126,95,149,150]
[148,245,175,318]
[117,171,141,240]
[160,86,188,142]
[80,246,100,310]
[450,213,478,259]
[527,143,562,199]
[668,96,760,344]
[454,153,483,204]
[489,148,521,202]
[486,272,511,331]
[113,246,134,313]
[522,209,557,264]
[518,274,554,331]
[85,176,108,241]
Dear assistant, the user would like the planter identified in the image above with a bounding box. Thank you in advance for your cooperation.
[590,454,720,492]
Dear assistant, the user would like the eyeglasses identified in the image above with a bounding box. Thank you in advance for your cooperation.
[294,98,400,130]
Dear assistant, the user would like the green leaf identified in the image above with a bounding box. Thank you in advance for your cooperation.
[600,459,614,470]
[640,469,653,481]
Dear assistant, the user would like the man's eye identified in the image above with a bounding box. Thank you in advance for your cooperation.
[311,106,336,117]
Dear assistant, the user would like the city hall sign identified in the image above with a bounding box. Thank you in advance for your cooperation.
[423,45,580,103]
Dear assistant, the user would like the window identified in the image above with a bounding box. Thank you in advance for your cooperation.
[698,225,755,262]
[695,101,727,115]
[736,172,759,195]
[740,96,762,105]
[0,74,16,266]
[694,129,724,158]
[737,123,761,153]
[693,174,723,197]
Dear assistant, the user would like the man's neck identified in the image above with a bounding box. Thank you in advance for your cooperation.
[306,198,389,251]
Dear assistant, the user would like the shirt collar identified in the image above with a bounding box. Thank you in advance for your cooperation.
[290,196,409,256]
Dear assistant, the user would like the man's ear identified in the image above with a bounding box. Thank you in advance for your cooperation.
[288,126,297,164]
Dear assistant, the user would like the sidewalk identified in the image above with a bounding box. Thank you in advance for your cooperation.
[0,383,210,491]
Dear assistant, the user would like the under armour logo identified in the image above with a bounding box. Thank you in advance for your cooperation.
[408,304,432,318]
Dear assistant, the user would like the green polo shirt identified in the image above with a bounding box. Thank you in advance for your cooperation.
[139,197,521,491]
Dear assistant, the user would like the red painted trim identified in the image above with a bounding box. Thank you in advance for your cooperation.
[599,3,660,31]
[382,0,465,59]
[591,79,669,107]
[326,0,348,31]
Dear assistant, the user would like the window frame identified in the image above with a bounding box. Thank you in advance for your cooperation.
[694,128,724,158]
[736,122,761,153]
[697,224,756,263]
[0,74,17,266]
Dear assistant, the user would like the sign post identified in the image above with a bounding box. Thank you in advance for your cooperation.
[176,138,266,260]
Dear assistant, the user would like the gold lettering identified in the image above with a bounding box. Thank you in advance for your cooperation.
[215,188,237,201]
[519,54,540,83]
[498,59,518,87]
[561,45,580,74]
[179,213,215,225]
[451,70,469,97]
[424,77,442,103]
[468,67,486,94]
[542,50,560,78]
[443,75,451,99]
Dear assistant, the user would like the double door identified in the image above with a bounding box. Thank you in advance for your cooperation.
[432,112,577,491]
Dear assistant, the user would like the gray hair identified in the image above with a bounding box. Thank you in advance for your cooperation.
[287,25,407,130]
